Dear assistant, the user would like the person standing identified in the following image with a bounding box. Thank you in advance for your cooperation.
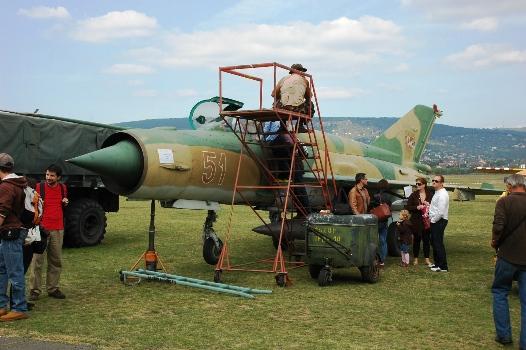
[370,179,391,266]
[271,63,312,116]
[491,174,526,347]
[0,153,29,321]
[29,164,68,300]
[429,175,449,272]
[405,177,433,266]
[396,210,413,267]
[349,173,370,215]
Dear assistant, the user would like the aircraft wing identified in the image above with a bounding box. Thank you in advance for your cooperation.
[304,173,503,200]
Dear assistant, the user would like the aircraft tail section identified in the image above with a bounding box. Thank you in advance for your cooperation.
[371,105,440,165]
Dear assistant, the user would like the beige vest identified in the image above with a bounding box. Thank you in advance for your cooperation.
[279,74,307,107]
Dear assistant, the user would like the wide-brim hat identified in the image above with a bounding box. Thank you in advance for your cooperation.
[290,63,307,73]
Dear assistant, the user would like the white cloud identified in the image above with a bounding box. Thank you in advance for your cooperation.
[401,0,526,20]
[18,6,70,19]
[71,10,157,43]
[444,44,526,69]
[461,17,499,31]
[316,86,367,99]
[105,64,155,75]
[133,89,157,97]
[148,16,405,73]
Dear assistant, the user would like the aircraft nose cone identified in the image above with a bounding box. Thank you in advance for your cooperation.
[68,140,143,192]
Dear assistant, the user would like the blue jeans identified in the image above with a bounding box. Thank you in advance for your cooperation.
[492,257,525,348]
[378,222,387,263]
[0,230,28,312]
[400,243,409,254]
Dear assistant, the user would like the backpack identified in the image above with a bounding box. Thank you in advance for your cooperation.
[20,186,43,228]
[38,181,66,202]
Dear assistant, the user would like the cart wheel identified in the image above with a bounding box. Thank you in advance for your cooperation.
[318,268,332,287]
[275,273,286,287]
[214,270,222,283]
[360,256,380,284]
[308,264,322,279]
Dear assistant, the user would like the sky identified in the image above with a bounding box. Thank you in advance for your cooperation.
[1,0,525,128]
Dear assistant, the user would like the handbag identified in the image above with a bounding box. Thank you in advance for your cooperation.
[370,203,391,221]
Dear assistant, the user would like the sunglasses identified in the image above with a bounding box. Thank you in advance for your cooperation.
[415,183,423,186]
[432,179,441,183]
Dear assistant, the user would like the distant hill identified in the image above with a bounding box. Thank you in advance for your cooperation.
[113,116,526,167]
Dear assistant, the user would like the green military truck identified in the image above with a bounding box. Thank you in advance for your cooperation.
[0,109,122,247]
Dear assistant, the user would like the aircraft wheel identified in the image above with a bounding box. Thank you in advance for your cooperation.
[318,268,332,287]
[308,264,322,279]
[214,270,222,283]
[203,237,223,265]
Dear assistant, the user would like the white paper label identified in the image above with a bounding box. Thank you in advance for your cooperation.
[157,149,174,164]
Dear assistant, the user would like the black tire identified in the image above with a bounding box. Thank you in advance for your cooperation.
[359,255,380,284]
[308,264,322,279]
[318,268,332,287]
[387,222,400,257]
[203,237,223,265]
[64,198,106,247]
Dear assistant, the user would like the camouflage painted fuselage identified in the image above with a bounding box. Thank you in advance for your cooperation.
[89,105,434,207]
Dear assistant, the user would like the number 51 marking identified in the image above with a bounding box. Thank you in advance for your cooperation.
[202,151,226,185]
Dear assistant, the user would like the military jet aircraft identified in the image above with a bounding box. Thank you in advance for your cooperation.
[67,91,501,265]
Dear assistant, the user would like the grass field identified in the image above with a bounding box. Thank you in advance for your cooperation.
[0,175,519,349]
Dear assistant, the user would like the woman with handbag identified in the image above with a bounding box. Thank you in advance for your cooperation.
[405,177,433,266]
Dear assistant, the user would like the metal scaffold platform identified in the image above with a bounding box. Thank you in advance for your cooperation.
[214,62,337,286]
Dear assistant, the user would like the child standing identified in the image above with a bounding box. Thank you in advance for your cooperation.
[396,210,413,267]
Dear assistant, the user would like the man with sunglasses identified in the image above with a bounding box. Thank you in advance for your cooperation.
[429,175,449,272]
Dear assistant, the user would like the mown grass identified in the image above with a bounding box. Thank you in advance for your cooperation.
[0,175,518,349]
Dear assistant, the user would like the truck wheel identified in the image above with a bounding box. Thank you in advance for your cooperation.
[64,198,106,247]
[387,222,400,257]
[203,237,223,265]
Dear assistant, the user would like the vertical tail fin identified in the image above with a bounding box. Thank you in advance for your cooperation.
[371,105,439,165]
